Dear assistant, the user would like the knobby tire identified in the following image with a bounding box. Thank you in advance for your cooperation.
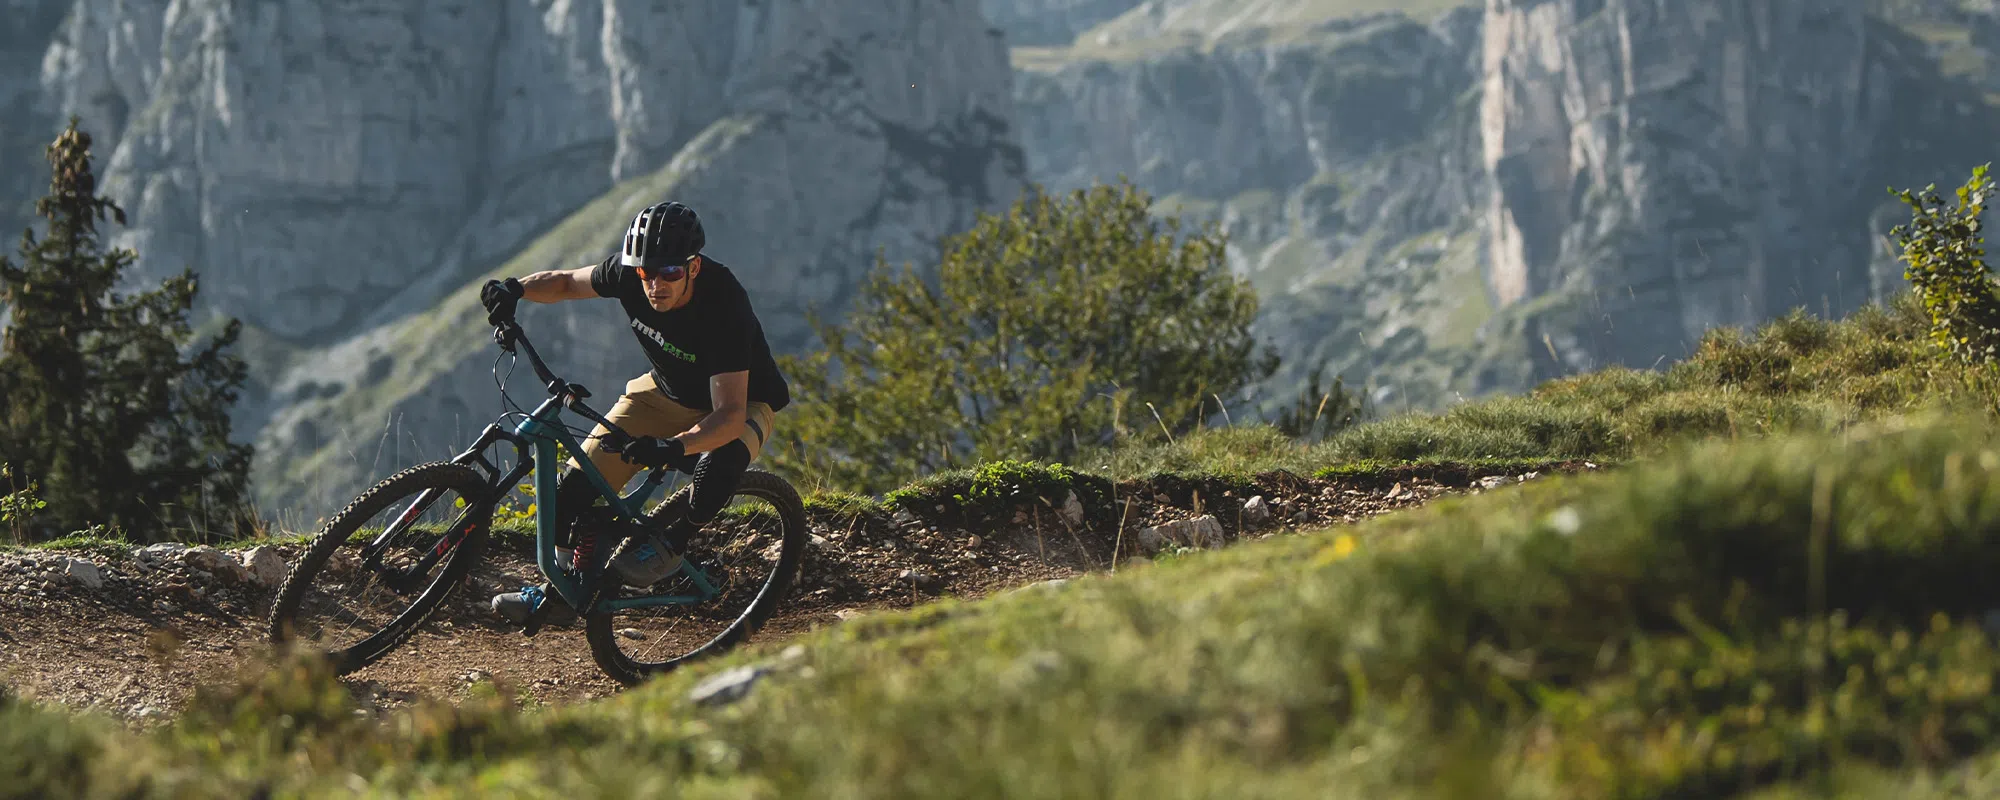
[266,461,493,675]
[584,469,808,686]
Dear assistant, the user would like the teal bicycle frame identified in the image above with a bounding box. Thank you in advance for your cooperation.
[511,393,721,613]
[432,320,724,618]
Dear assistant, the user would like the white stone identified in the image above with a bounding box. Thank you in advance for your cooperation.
[1135,514,1227,554]
[689,664,771,707]
[62,559,102,589]
[135,543,186,561]
[1242,496,1271,525]
[1059,491,1085,527]
[241,546,289,588]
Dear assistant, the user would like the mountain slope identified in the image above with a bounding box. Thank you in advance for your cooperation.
[999,0,2000,415]
[14,1,1025,518]
[1009,4,1495,413]
[260,102,1021,515]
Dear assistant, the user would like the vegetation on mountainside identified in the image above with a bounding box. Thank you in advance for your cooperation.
[1085,150,2000,477]
[1272,362,1367,441]
[771,178,1281,495]
[1033,285,1988,491]
[0,119,254,544]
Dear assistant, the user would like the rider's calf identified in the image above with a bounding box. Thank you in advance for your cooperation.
[683,439,751,538]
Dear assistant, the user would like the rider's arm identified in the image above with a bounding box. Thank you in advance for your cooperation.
[671,371,750,456]
[516,265,598,303]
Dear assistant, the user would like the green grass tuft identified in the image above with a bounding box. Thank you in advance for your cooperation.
[800,490,883,519]
[884,459,1093,512]
[10,531,133,561]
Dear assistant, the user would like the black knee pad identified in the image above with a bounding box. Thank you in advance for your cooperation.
[687,440,752,525]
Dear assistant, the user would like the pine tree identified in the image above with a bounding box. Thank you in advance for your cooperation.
[0,117,255,543]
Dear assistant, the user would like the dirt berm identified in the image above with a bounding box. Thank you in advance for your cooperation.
[0,461,1594,721]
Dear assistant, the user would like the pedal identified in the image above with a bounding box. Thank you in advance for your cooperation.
[520,599,551,637]
[518,581,560,637]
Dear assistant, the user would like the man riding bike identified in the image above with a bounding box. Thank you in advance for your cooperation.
[478,201,791,624]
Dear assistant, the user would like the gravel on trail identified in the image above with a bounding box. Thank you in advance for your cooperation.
[0,462,1595,723]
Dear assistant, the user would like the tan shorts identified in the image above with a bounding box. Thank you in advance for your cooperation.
[568,372,777,492]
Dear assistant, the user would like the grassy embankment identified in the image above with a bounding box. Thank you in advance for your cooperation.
[10,295,2000,797]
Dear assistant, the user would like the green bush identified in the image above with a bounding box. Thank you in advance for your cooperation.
[1891,163,2000,364]
[772,178,1278,495]
[885,459,1104,522]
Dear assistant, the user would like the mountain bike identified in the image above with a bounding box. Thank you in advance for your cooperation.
[266,317,808,686]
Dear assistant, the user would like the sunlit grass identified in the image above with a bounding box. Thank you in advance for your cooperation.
[16,416,2000,797]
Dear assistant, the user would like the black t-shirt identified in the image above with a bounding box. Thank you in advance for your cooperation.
[589,254,791,413]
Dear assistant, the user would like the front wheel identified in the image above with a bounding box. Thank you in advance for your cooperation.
[267,461,493,675]
[585,469,808,686]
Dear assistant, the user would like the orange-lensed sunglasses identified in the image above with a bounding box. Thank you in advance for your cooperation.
[635,257,693,282]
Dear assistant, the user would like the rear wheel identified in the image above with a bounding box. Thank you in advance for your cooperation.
[585,469,808,686]
[267,461,493,675]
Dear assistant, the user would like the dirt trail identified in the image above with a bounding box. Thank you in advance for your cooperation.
[0,463,1595,721]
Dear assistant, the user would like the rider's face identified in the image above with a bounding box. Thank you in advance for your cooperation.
[642,255,700,311]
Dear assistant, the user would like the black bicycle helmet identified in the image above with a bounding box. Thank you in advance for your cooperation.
[620,201,705,268]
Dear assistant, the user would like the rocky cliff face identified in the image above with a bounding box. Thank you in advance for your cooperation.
[19,0,1023,516]
[1003,0,1999,413]
[15,0,2000,517]
[1008,4,1502,412]
[980,0,1142,46]
[40,0,1018,345]
[1481,0,1994,375]
[0,0,70,236]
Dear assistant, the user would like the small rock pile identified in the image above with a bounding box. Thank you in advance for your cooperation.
[0,541,300,615]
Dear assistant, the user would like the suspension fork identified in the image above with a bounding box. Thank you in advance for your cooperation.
[356,423,528,593]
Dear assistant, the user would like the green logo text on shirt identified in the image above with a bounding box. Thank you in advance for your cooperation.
[659,340,697,363]
[632,319,697,363]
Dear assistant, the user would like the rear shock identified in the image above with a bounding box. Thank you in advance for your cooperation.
[571,512,601,573]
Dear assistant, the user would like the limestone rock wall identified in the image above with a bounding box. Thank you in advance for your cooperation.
[1481,0,1993,373]
[16,0,1025,516]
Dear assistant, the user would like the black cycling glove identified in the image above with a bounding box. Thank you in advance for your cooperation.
[481,278,524,325]
[601,430,686,469]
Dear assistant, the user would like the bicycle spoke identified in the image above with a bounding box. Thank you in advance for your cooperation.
[270,465,489,665]
[589,475,803,678]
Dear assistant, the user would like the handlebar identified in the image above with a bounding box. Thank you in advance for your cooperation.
[490,316,696,475]
[492,320,623,435]
[492,321,558,388]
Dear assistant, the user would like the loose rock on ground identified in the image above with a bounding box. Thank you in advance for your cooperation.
[0,462,1594,722]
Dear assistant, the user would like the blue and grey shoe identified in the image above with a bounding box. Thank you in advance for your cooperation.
[490,584,578,626]
[610,534,683,587]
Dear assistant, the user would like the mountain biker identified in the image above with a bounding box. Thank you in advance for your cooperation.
[478,201,791,624]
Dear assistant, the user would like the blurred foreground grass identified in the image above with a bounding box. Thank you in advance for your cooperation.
[14,413,2000,797]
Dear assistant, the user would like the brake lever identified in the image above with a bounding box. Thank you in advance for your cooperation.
[492,323,519,353]
[596,426,634,454]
